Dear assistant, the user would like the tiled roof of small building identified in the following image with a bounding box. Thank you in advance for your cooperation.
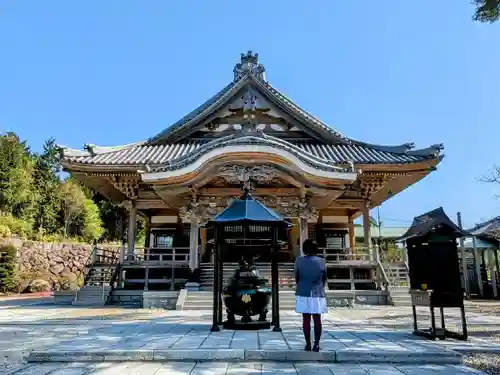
[398,207,469,241]
[467,216,500,238]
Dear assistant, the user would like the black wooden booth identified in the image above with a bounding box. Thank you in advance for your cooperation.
[206,190,291,332]
[399,207,468,340]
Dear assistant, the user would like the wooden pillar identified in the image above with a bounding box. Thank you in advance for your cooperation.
[119,211,126,264]
[473,237,483,297]
[144,266,149,291]
[170,266,175,291]
[299,217,308,256]
[347,217,356,249]
[362,202,372,258]
[144,215,151,249]
[189,219,200,271]
[457,212,470,297]
[489,249,498,298]
[127,200,137,260]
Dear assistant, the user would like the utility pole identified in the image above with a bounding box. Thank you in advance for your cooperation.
[457,212,470,298]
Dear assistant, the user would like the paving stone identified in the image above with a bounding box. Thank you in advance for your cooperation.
[226,362,262,375]
[245,350,335,362]
[231,331,259,350]
[120,362,162,375]
[152,362,196,375]
[294,363,334,375]
[83,362,133,374]
[261,362,298,375]
[190,361,229,375]
[7,363,71,375]
[326,364,371,375]
[46,363,96,375]
[152,349,245,361]
[396,364,483,374]
[335,347,462,364]
[359,364,405,374]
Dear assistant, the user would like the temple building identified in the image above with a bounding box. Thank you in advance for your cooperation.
[59,52,444,307]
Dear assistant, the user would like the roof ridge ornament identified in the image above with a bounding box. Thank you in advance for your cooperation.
[233,51,266,82]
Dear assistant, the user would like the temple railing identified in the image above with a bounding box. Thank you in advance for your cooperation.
[123,247,190,265]
[320,247,374,263]
[93,247,120,265]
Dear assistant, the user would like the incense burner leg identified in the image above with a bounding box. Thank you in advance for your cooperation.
[227,309,235,325]
[430,307,437,340]
[258,308,268,322]
[460,304,468,340]
[440,306,445,330]
[412,305,418,333]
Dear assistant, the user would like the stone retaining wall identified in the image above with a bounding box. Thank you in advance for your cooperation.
[0,237,119,292]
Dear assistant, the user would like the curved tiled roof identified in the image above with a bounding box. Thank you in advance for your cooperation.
[148,133,351,173]
[60,136,438,167]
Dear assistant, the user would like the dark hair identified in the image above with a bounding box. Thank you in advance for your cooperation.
[302,239,319,256]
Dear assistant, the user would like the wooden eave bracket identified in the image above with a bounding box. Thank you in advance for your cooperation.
[108,175,140,200]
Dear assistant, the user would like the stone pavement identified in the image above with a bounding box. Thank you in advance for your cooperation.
[0,298,499,374]
[6,362,486,374]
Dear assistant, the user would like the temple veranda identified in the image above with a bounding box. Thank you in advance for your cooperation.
[58,51,444,308]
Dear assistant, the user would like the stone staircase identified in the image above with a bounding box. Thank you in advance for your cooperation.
[383,263,409,287]
[182,290,297,310]
[388,286,411,306]
[182,291,214,310]
[380,262,411,306]
[73,284,112,306]
[72,248,119,306]
[199,262,296,291]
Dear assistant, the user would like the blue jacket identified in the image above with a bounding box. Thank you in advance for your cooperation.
[294,255,327,298]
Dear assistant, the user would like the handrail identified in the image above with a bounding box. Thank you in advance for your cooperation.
[123,249,190,263]
[321,247,372,262]
[78,247,96,285]
[378,248,395,286]
[377,259,390,291]
[104,255,120,304]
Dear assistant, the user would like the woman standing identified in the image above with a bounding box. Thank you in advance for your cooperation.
[294,239,327,352]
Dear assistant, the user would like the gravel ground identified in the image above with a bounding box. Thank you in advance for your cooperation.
[465,354,500,374]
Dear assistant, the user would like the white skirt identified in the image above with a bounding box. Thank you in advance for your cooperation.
[295,295,328,314]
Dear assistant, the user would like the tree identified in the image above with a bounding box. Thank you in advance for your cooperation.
[32,138,62,235]
[473,0,500,22]
[0,133,38,223]
[80,197,104,242]
[58,180,86,237]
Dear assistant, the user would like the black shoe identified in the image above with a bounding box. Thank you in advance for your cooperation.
[304,342,312,351]
[312,343,320,352]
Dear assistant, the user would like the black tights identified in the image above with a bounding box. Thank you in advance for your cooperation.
[302,313,322,345]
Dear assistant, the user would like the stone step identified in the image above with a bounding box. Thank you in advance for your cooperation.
[72,301,106,306]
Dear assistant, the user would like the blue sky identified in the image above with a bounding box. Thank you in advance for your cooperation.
[1,1,499,228]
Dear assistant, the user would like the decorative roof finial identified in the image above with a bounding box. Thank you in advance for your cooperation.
[233,51,266,82]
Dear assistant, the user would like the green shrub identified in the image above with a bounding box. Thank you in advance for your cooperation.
[27,278,51,293]
[0,214,32,238]
[0,224,11,238]
[57,274,79,291]
[0,244,18,293]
